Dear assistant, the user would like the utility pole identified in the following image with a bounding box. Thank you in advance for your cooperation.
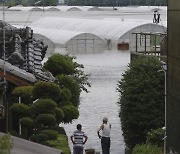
[2,0,8,133]
[158,61,167,154]
[43,0,45,12]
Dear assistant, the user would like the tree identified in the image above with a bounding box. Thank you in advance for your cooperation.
[32,81,61,102]
[12,86,33,105]
[43,53,90,93]
[43,54,75,76]
[117,56,165,149]
[57,74,81,106]
[10,81,79,140]
[62,105,79,123]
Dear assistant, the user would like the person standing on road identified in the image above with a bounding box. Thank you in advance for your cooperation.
[97,117,111,154]
[71,124,88,154]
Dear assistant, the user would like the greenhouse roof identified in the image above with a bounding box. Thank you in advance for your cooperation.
[32,27,96,44]
[30,17,166,41]
[7,5,166,12]
[7,5,100,12]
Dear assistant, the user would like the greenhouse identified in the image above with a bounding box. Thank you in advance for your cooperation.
[32,27,105,54]
[7,5,100,12]
[30,17,166,51]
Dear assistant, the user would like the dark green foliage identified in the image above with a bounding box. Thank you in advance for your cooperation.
[6,0,57,7]
[146,128,164,148]
[40,129,59,140]
[62,105,79,123]
[132,144,163,154]
[54,108,64,123]
[20,117,34,129]
[4,0,167,7]
[36,114,56,126]
[10,131,23,138]
[9,53,89,152]
[59,88,72,102]
[72,61,91,93]
[59,101,72,107]
[50,125,66,135]
[117,56,165,149]
[32,81,61,102]
[57,75,80,106]
[10,103,30,117]
[0,134,12,154]
[66,0,167,6]
[44,53,90,93]
[43,53,75,76]
[30,134,49,143]
[30,98,57,115]
[12,86,33,105]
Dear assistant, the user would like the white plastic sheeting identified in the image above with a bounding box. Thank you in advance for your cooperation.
[118,23,166,44]
[8,5,167,12]
[30,17,145,40]
[8,6,43,11]
[7,5,101,12]
[30,17,166,49]
[32,27,105,54]
[66,33,105,54]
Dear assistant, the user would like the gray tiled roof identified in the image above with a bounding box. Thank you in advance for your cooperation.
[0,59,37,83]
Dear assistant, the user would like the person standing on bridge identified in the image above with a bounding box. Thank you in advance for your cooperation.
[71,124,88,154]
[97,117,111,154]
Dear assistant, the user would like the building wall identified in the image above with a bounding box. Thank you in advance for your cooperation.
[167,1,180,153]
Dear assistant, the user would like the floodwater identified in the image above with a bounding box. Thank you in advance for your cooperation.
[61,50,130,154]
[0,7,166,153]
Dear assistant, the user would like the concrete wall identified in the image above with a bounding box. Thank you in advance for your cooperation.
[167,1,180,153]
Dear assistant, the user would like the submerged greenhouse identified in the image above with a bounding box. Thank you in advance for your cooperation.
[30,17,166,53]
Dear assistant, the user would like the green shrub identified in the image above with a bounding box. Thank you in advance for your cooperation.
[30,134,48,143]
[46,134,71,154]
[20,117,34,129]
[43,53,75,76]
[54,108,64,123]
[12,86,33,105]
[36,114,56,126]
[146,128,164,148]
[62,105,79,123]
[58,101,72,107]
[117,56,164,149]
[10,103,30,117]
[30,98,57,115]
[50,125,66,135]
[57,75,81,106]
[10,131,23,138]
[32,81,61,102]
[41,129,59,140]
[43,53,90,93]
[59,88,72,102]
[0,134,12,154]
[132,143,163,154]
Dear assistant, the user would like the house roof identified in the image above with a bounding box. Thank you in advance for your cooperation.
[0,59,37,86]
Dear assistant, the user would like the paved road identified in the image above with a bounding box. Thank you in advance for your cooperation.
[0,133,62,154]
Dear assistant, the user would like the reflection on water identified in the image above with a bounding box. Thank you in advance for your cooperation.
[61,50,130,154]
